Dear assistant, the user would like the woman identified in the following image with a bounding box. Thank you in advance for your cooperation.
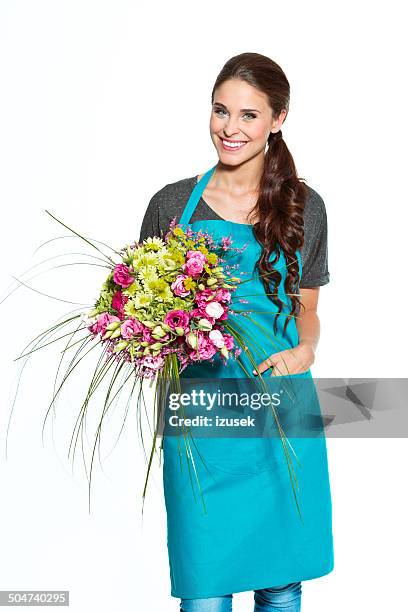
[139,52,334,612]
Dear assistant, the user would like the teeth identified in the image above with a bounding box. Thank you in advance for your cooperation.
[222,140,246,148]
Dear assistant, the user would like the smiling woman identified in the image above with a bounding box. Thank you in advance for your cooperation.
[138,51,334,612]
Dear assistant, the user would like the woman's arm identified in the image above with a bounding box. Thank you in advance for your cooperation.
[295,286,321,366]
[253,187,330,376]
[252,287,320,376]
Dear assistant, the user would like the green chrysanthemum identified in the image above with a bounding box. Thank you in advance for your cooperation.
[157,251,181,271]
[141,236,166,252]
[123,300,138,318]
[133,293,153,309]
[123,280,142,296]
[133,250,159,270]
[173,296,194,310]
[138,267,159,286]
[145,277,172,299]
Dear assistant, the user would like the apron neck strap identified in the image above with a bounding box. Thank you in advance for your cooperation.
[179,164,217,226]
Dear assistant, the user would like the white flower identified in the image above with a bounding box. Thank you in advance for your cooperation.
[205,301,224,319]
[209,329,225,348]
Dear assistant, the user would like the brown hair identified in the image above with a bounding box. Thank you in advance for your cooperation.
[211,52,308,336]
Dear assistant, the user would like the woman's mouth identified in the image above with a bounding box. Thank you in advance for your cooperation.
[219,136,248,152]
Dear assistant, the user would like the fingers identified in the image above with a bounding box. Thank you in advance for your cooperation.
[253,355,277,376]
[253,350,297,377]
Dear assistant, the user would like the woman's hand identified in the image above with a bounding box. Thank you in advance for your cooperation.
[252,341,315,376]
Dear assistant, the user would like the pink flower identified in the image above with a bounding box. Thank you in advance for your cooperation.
[217,305,229,321]
[171,274,191,297]
[120,318,144,340]
[142,326,154,343]
[215,288,232,303]
[140,355,164,371]
[195,288,217,308]
[164,310,190,333]
[187,250,207,262]
[223,333,235,350]
[182,251,207,278]
[90,313,120,336]
[112,291,129,320]
[221,236,233,250]
[113,264,134,288]
[186,330,218,361]
[190,307,205,319]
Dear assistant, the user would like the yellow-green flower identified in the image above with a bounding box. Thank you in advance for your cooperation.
[173,227,185,238]
[146,278,173,301]
[123,300,138,317]
[142,236,166,251]
[137,267,159,286]
[133,250,159,270]
[198,245,210,256]
[183,277,196,291]
[156,250,179,270]
[133,293,152,309]
[123,280,141,296]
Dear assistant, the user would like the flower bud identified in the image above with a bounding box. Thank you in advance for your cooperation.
[106,320,121,331]
[110,328,122,339]
[152,325,166,337]
[102,330,113,340]
[206,277,218,286]
[220,345,229,359]
[114,340,129,352]
[197,318,212,331]
[175,326,185,336]
[186,331,198,349]
[142,320,156,328]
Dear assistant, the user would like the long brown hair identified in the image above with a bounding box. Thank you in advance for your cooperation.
[211,52,308,336]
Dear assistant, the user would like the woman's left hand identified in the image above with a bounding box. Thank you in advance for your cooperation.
[252,341,315,376]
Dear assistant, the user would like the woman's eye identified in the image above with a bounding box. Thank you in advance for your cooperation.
[214,109,256,120]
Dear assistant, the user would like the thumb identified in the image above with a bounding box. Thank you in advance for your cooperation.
[253,353,279,376]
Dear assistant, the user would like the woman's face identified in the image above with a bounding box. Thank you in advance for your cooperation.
[210,78,285,165]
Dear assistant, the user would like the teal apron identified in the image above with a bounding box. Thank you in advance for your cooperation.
[162,165,334,599]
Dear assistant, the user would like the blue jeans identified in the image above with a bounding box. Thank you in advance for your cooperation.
[180,582,302,611]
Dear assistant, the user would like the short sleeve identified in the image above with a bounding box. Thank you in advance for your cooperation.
[138,191,162,243]
[299,189,330,288]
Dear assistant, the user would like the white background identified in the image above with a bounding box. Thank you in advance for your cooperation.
[0,1,407,610]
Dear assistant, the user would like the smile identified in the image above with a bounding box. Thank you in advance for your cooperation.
[219,137,248,151]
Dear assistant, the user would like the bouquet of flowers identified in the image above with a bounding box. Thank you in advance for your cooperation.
[6,212,303,520]
[83,219,244,378]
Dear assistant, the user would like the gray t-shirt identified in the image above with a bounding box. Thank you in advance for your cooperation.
[138,175,330,288]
